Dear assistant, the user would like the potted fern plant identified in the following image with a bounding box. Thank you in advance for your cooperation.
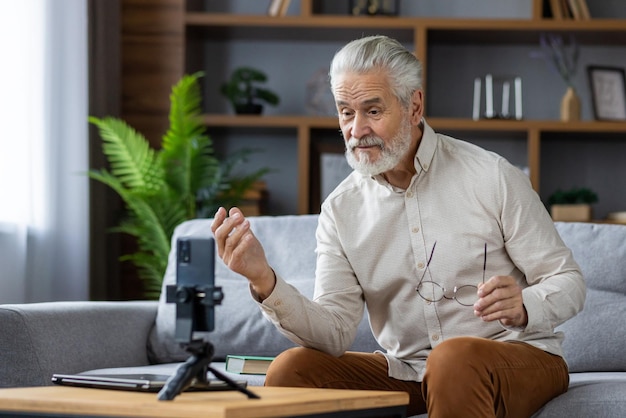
[89,72,268,298]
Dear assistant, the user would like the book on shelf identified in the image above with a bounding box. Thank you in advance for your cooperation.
[267,0,291,17]
[225,355,275,375]
[577,0,591,19]
[559,0,571,18]
[565,0,591,20]
[278,0,291,16]
[267,0,282,16]
[566,0,581,19]
[548,0,564,19]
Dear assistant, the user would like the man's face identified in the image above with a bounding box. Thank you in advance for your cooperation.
[334,70,413,176]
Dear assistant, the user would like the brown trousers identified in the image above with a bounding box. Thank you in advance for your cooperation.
[265,337,569,418]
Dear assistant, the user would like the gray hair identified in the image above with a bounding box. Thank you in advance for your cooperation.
[329,35,423,108]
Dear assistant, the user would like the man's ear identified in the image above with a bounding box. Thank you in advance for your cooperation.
[410,89,424,125]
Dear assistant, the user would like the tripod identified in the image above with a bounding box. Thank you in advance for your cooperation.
[160,237,259,401]
[157,339,260,401]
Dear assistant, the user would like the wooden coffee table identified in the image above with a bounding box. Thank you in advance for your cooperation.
[0,386,408,418]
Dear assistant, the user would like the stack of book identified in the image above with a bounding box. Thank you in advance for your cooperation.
[548,0,591,20]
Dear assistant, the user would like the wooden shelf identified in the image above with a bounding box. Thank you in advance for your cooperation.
[186,13,418,29]
[186,13,626,44]
[186,13,626,31]
[202,114,626,133]
[201,114,338,129]
[429,118,626,133]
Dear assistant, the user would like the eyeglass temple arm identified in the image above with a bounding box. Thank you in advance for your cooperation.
[428,241,437,267]
[482,243,487,283]
[417,242,437,285]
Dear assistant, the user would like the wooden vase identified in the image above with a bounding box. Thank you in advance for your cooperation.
[560,87,581,121]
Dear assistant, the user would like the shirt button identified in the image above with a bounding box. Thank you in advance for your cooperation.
[274,300,282,307]
[432,334,439,341]
[423,163,429,170]
[417,262,424,269]
[412,227,419,233]
[406,191,413,198]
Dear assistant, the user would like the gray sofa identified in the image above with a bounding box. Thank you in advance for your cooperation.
[1,215,625,417]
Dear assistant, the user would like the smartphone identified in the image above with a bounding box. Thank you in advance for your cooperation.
[169,236,221,343]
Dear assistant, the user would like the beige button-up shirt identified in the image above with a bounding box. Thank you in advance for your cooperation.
[259,121,585,382]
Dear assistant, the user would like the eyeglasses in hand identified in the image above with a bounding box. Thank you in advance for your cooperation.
[415,242,487,307]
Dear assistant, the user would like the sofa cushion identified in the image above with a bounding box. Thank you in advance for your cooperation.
[554,222,626,372]
[0,301,156,387]
[532,372,626,417]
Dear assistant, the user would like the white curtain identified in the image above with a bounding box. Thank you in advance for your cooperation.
[0,0,89,303]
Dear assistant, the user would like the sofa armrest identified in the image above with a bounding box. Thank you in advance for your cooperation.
[0,301,157,388]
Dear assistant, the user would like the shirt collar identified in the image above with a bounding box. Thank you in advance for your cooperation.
[369,118,437,189]
[414,119,437,173]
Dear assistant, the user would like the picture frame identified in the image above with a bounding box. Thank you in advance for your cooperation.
[310,141,349,213]
[587,66,626,121]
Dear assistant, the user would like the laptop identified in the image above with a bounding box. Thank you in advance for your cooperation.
[51,373,247,393]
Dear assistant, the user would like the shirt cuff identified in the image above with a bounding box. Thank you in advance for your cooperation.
[253,274,298,319]
[519,287,547,333]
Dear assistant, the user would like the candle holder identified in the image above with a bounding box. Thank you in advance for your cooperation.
[473,74,523,121]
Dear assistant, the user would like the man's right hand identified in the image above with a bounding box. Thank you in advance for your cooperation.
[211,207,276,301]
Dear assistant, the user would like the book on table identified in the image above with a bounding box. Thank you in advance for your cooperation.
[225,355,275,375]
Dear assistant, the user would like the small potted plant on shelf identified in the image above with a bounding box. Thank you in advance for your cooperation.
[220,66,280,115]
[547,187,598,222]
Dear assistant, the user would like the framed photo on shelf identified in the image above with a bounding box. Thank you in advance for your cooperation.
[587,66,626,121]
[310,142,351,213]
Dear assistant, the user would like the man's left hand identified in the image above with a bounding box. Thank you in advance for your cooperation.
[474,276,528,328]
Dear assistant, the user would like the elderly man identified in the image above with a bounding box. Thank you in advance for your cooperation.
[211,35,585,418]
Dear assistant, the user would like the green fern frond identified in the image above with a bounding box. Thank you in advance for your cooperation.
[116,195,174,262]
[195,149,271,218]
[87,169,124,194]
[89,116,164,194]
[160,72,219,218]
[120,252,164,299]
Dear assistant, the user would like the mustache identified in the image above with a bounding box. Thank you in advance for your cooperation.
[346,135,385,150]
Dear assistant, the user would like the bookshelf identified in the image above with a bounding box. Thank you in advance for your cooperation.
[123,0,626,216]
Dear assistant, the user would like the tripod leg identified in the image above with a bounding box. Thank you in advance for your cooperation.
[158,353,210,401]
[208,366,260,399]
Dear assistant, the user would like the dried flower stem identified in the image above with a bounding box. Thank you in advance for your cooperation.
[533,34,580,89]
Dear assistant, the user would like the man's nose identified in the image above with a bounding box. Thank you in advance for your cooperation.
[350,113,370,139]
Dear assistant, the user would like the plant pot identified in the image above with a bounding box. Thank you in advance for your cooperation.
[550,204,591,222]
[234,103,263,115]
[560,87,581,122]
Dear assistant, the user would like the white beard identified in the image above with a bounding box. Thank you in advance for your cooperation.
[345,118,412,176]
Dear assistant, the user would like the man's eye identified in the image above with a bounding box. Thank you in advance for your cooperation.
[341,110,354,118]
